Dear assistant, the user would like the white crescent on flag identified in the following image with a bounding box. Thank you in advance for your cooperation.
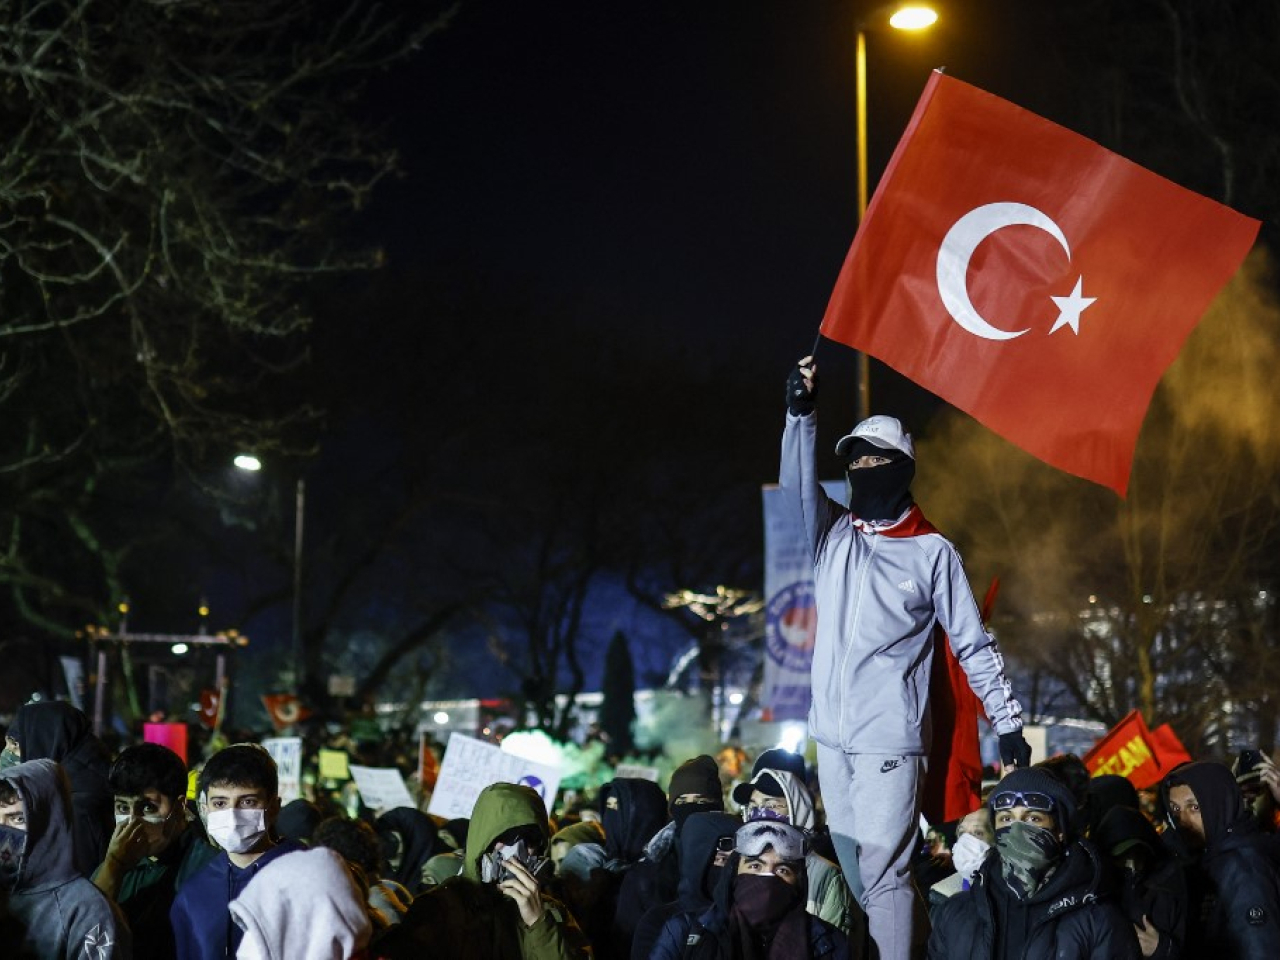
[936,202,1094,339]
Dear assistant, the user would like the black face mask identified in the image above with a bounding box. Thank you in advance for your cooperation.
[846,456,915,521]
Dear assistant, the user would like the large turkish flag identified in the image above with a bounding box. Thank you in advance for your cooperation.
[820,72,1260,494]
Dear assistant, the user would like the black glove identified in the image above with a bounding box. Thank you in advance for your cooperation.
[786,362,816,416]
[999,731,1032,768]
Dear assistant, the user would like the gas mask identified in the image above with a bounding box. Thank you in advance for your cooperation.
[479,838,551,885]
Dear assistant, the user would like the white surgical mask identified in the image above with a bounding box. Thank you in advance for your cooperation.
[205,808,267,854]
[952,831,991,880]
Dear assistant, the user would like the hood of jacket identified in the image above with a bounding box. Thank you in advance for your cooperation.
[1092,805,1160,864]
[462,782,550,881]
[376,807,445,890]
[9,701,112,792]
[601,777,669,862]
[677,812,741,904]
[1,758,78,893]
[1161,761,1253,852]
[9,701,109,770]
[229,846,371,960]
[740,769,816,830]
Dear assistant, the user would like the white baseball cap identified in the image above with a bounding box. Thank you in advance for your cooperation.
[834,415,915,460]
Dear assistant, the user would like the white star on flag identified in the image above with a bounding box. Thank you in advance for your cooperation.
[1048,276,1096,335]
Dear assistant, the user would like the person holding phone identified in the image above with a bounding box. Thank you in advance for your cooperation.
[372,782,592,960]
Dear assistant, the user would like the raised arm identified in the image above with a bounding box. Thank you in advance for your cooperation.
[779,355,841,560]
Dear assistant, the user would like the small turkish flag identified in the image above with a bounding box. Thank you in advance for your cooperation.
[198,690,220,730]
[821,71,1260,494]
[261,693,312,731]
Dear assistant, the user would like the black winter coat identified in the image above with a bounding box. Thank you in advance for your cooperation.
[928,840,1140,960]
[1161,761,1280,960]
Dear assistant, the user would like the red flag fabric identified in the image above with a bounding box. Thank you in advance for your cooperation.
[821,72,1260,495]
[922,628,985,823]
[419,733,440,793]
[872,506,984,822]
[261,693,312,731]
[1149,723,1193,771]
[198,689,221,730]
[1083,710,1164,789]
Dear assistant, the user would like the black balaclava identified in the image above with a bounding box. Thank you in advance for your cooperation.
[844,438,915,521]
[601,777,669,863]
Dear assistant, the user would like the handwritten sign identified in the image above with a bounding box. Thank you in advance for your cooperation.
[262,737,302,804]
[427,733,562,820]
[349,765,416,812]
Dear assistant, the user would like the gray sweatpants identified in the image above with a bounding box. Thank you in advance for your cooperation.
[816,744,928,960]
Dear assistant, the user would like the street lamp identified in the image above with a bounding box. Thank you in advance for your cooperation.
[234,456,306,699]
[854,4,938,420]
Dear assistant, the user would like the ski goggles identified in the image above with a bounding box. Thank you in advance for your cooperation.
[989,790,1056,814]
[734,820,808,861]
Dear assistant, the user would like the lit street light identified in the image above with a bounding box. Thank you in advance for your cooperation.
[854,4,938,420]
[235,455,307,700]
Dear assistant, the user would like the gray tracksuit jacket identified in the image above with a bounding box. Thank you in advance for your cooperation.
[779,412,1021,755]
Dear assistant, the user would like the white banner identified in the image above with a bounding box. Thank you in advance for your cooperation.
[427,733,561,820]
[760,481,844,722]
[349,765,416,812]
[262,737,303,805]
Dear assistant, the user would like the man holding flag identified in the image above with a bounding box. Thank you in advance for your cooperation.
[779,357,1029,960]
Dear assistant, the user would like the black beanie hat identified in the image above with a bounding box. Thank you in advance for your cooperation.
[989,767,1078,840]
[669,756,723,816]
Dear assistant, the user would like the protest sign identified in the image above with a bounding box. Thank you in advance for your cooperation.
[262,737,303,804]
[427,733,561,820]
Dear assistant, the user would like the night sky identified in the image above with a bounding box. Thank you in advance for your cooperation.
[224,2,1164,701]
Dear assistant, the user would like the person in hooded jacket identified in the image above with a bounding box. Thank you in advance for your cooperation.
[374,806,448,896]
[782,358,1029,960]
[1,757,132,959]
[1160,761,1280,959]
[1092,805,1187,959]
[4,699,114,877]
[651,819,850,960]
[732,765,864,942]
[613,755,725,950]
[557,776,667,959]
[371,781,591,960]
[631,811,740,960]
[928,766,1140,959]
[229,845,372,960]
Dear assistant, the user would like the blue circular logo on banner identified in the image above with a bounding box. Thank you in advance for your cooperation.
[518,775,548,802]
[765,582,817,673]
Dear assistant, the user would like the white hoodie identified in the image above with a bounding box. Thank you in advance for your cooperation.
[230,846,372,960]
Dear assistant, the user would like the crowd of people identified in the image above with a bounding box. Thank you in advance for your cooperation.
[4,696,1280,958]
